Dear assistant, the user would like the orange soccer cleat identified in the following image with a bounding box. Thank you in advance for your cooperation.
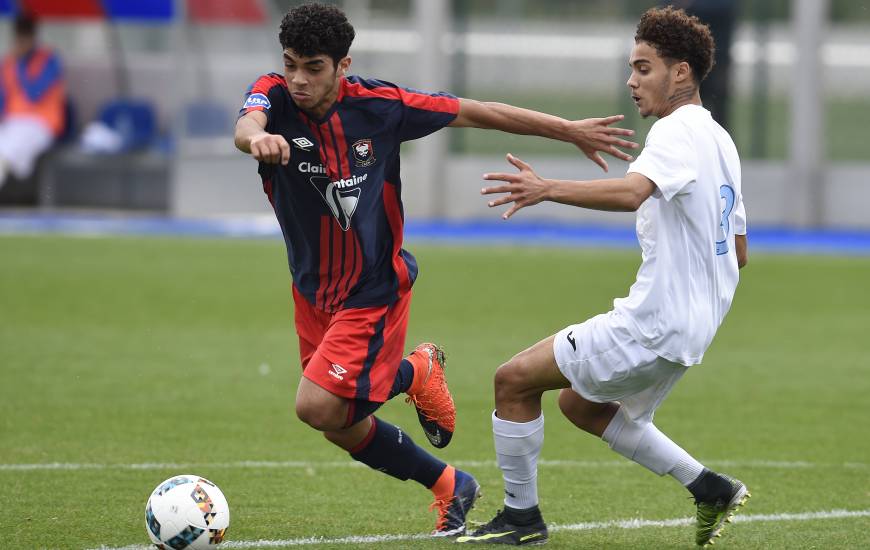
[405,343,455,448]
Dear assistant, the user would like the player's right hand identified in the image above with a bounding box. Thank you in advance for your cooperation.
[482,153,549,219]
[249,133,291,165]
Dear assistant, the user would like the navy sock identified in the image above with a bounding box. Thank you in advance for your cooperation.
[350,416,446,488]
[344,360,415,426]
[389,359,415,397]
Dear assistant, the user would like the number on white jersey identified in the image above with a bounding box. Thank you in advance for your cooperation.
[716,185,736,255]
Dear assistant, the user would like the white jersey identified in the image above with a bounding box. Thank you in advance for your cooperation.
[614,104,746,366]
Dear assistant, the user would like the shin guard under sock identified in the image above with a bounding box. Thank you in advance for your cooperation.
[350,416,446,488]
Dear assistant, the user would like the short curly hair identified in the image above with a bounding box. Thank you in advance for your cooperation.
[279,2,355,65]
[635,6,715,84]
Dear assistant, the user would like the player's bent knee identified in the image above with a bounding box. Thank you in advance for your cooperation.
[295,398,346,432]
[493,357,533,401]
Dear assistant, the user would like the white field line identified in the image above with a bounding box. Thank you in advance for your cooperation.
[86,509,870,550]
[1,458,867,472]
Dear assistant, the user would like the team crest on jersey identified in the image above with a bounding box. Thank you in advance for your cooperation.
[243,93,271,110]
[351,139,375,167]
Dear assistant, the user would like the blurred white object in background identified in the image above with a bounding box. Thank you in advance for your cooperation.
[79,120,124,154]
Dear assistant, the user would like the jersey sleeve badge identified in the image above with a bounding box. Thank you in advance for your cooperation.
[243,93,271,110]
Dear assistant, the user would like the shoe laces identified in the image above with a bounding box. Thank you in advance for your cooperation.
[430,494,456,531]
[404,383,452,423]
[404,368,453,424]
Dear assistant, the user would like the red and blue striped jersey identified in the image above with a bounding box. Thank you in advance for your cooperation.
[240,74,459,312]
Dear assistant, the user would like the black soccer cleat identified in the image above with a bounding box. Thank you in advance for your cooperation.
[456,506,549,545]
[693,473,750,546]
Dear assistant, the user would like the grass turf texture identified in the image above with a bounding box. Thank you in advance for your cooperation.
[1,235,869,549]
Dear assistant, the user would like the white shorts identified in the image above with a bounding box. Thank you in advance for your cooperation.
[0,117,54,178]
[553,310,687,423]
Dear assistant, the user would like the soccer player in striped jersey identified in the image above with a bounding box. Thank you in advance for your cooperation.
[234,2,636,536]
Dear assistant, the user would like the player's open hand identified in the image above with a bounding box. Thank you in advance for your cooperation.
[482,153,549,219]
[568,114,637,172]
[249,133,291,165]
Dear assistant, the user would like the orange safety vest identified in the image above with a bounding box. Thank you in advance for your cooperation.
[2,48,65,136]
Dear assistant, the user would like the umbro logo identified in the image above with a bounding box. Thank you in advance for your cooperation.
[566,330,577,351]
[328,363,347,381]
[292,137,314,151]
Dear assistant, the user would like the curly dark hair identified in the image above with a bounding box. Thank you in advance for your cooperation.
[635,6,715,84]
[279,2,355,65]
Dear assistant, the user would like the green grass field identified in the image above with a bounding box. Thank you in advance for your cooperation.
[1,235,869,549]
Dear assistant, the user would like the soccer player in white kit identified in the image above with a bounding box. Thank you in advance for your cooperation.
[458,7,749,547]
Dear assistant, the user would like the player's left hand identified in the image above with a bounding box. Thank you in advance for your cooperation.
[482,153,548,219]
[568,114,638,172]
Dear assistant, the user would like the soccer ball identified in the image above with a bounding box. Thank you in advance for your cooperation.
[145,475,230,550]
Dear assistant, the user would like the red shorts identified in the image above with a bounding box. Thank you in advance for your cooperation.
[293,285,411,403]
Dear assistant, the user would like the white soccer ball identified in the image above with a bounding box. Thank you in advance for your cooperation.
[145,475,230,550]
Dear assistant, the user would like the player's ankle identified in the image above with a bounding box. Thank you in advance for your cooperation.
[431,465,456,497]
[404,351,427,395]
[503,504,544,526]
[687,469,732,502]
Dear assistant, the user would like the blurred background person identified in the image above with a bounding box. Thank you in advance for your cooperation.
[669,0,738,130]
[0,12,65,189]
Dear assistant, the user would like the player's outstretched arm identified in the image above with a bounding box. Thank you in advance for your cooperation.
[450,98,638,171]
[481,153,655,219]
[234,111,290,165]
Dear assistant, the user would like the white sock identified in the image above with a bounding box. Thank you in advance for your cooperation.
[670,457,706,486]
[492,411,544,509]
[602,408,704,484]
